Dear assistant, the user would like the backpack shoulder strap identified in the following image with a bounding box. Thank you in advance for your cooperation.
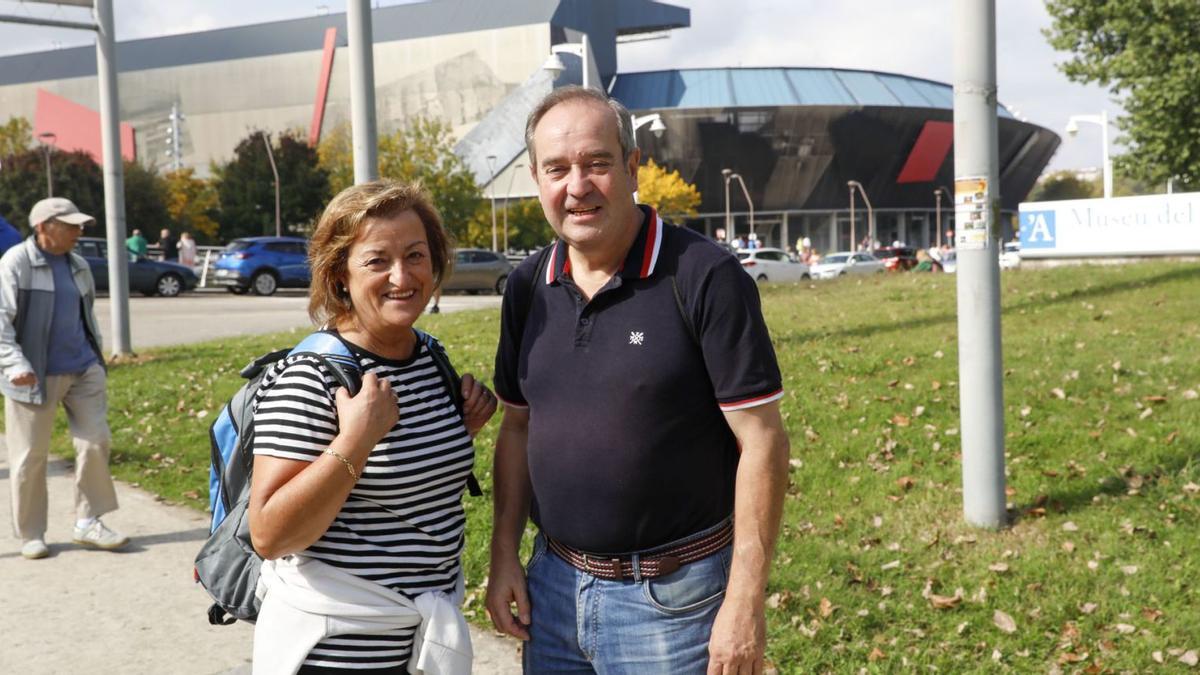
[415,328,483,497]
[288,331,362,395]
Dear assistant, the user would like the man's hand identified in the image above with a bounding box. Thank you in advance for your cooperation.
[485,550,531,640]
[707,596,766,674]
[9,372,35,387]
[460,373,498,437]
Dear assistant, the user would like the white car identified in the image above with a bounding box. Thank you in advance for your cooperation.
[1000,242,1021,269]
[737,248,810,282]
[810,251,885,279]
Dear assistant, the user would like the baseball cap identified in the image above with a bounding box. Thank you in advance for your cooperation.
[28,197,95,228]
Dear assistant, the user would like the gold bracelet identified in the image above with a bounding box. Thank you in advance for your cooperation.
[323,448,359,482]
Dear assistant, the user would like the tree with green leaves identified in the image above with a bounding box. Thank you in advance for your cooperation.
[462,196,555,252]
[0,149,103,231]
[0,116,32,160]
[213,130,329,241]
[1045,0,1200,189]
[1027,171,1098,202]
[318,118,482,243]
[123,160,171,237]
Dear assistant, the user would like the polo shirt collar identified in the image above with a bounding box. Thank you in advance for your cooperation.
[544,205,665,286]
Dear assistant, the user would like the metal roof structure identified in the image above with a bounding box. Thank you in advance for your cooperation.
[611,67,1014,118]
[0,0,689,88]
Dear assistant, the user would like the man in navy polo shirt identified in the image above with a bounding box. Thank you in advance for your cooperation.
[486,85,790,673]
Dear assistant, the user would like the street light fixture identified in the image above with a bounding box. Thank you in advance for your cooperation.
[1066,110,1112,199]
[847,180,874,251]
[37,132,57,198]
[260,131,281,237]
[486,155,498,252]
[503,162,524,254]
[543,34,591,89]
[722,169,754,247]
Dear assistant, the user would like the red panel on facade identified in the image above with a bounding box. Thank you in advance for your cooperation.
[33,89,136,163]
[895,120,953,184]
[309,27,339,147]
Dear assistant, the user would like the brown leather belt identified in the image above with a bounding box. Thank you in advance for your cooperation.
[545,521,733,581]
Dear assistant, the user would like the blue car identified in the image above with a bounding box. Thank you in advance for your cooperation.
[211,236,310,296]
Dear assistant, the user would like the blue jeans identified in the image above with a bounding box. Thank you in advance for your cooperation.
[523,531,732,674]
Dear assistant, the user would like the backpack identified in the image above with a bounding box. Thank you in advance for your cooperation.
[193,329,481,626]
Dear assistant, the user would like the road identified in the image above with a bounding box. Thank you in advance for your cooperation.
[93,289,503,351]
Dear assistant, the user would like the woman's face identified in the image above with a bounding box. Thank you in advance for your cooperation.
[341,209,434,335]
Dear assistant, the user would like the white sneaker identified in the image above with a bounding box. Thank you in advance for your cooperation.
[21,538,49,559]
[72,520,129,551]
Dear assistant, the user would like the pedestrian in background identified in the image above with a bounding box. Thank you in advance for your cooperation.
[178,231,197,268]
[126,228,148,259]
[158,228,178,261]
[0,197,127,561]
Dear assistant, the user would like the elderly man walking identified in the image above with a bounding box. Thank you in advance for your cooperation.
[0,197,127,560]
[486,86,791,674]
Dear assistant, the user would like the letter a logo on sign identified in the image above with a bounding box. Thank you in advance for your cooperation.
[1020,210,1056,249]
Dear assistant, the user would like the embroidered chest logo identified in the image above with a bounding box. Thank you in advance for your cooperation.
[629,331,645,346]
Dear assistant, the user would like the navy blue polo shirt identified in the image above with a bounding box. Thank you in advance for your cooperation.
[494,206,783,554]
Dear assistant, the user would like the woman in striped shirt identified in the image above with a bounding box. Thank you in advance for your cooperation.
[248,180,496,674]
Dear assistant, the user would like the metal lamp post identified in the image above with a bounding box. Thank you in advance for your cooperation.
[847,180,874,250]
[543,34,591,89]
[261,131,281,237]
[37,131,57,197]
[486,155,498,252]
[721,170,753,246]
[503,162,524,254]
[1066,111,1112,199]
[631,113,666,147]
[934,186,952,248]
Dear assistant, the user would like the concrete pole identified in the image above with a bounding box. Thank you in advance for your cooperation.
[347,0,378,184]
[95,0,131,355]
[848,185,856,250]
[1101,109,1113,199]
[953,0,1006,528]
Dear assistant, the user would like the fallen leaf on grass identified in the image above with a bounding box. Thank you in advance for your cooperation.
[1141,608,1164,622]
[1143,395,1167,403]
[1139,407,1154,420]
[1080,602,1098,614]
[881,560,901,571]
[1121,565,1139,575]
[868,647,885,662]
[896,476,916,491]
[1062,541,1076,553]
[182,490,200,500]
[1051,387,1066,399]
[1182,389,1198,400]
[993,610,1017,634]
[1180,651,1199,667]
[819,597,835,618]
[1062,521,1079,532]
[1020,405,1032,418]
[891,414,910,427]
[1114,623,1136,634]
[1058,652,1089,665]
[1185,482,1200,494]
[1152,651,1164,664]
[988,562,1010,573]
[1166,431,1180,444]
[928,590,963,610]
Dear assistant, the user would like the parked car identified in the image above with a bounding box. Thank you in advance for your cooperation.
[873,246,918,272]
[810,251,886,279]
[443,248,513,294]
[736,247,811,282]
[1000,241,1021,269]
[74,237,198,297]
[211,236,310,296]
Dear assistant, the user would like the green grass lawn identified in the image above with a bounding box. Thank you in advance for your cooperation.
[36,261,1200,671]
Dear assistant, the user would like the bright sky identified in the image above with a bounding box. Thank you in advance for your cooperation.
[0,0,1119,173]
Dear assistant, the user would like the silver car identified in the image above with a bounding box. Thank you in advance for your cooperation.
[443,248,513,294]
[810,251,885,279]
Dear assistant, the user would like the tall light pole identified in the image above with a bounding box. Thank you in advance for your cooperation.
[486,155,498,252]
[543,34,591,89]
[1066,111,1112,199]
[261,132,281,237]
[847,183,856,250]
[934,186,952,248]
[503,162,524,253]
[730,172,754,241]
[847,180,874,250]
[37,131,56,198]
[631,113,666,148]
[347,0,379,183]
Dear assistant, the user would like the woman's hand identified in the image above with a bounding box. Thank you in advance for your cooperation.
[460,373,498,437]
[333,372,399,461]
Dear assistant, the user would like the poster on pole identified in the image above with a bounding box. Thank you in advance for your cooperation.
[955,176,991,250]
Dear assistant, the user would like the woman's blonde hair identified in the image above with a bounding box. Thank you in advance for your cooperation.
[307,179,452,326]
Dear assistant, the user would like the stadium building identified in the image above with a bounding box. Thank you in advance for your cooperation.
[0,0,1059,251]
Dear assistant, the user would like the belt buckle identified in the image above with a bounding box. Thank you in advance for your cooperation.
[581,554,625,581]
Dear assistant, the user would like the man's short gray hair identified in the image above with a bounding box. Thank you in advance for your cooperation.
[525,86,636,169]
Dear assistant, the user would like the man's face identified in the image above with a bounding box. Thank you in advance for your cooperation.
[35,219,84,255]
[530,99,640,250]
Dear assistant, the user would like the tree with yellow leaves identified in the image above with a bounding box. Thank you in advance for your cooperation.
[637,159,701,218]
[164,168,219,240]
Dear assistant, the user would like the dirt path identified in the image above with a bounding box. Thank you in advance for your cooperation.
[0,446,521,674]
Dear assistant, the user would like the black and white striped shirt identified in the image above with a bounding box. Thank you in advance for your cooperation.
[252,337,474,671]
